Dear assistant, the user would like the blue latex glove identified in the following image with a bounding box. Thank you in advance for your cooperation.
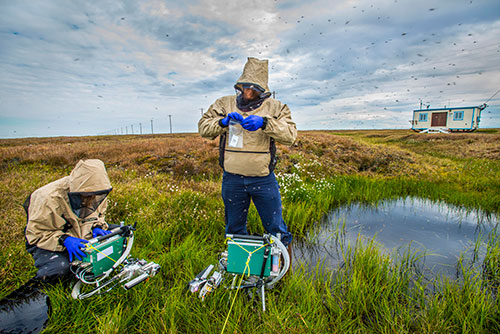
[92,227,111,238]
[63,236,88,262]
[241,115,264,131]
[220,112,244,127]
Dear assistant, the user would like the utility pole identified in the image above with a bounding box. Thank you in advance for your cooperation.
[200,108,204,117]
[139,123,142,135]
[272,91,276,99]
[151,119,154,134]
[126,126,128,135]
[168,114,172,134]
[131,124,134,134]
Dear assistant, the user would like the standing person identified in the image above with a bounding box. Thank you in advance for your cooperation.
[24,159,113,282]
[198,57,297,257]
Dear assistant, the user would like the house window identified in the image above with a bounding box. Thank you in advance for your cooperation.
[453,111,464,121]
[419,113,428,122]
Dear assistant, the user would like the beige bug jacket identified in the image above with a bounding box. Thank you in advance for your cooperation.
[198,57,297,177]
[25,159,111,252]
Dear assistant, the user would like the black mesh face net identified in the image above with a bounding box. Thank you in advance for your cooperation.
[68,188,111,219]
[234,83,265,99]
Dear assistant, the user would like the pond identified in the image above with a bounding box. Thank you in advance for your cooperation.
[295,197,499,278]
[0,283,49,334]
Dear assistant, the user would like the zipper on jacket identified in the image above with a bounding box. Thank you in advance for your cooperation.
[225,149,270,154]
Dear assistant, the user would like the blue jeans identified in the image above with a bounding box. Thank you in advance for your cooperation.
[221,171,292,246]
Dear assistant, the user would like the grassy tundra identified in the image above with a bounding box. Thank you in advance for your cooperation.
[1,129,499,333]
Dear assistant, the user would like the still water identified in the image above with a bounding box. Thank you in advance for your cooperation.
[295,197,499,277]
[0,283,49,334]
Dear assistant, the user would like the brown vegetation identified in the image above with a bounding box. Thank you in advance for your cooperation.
[284,131,420,176]
[0,130,434,180]
[331,129,500,160]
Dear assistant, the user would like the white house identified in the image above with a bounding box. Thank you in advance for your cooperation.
[410,104,487,133]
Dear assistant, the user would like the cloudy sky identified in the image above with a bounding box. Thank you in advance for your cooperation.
[1,0,499,138]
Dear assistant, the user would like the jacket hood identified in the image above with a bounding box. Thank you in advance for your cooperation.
[69,159,112,193]
[235,57,270,94]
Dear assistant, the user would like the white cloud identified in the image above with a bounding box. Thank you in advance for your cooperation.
[0,0,499,137]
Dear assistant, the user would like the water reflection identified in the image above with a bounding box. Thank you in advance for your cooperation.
[0,283,49,334]
[295,197,499,277]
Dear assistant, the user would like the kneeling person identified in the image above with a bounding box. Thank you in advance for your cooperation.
[24,159,113,281]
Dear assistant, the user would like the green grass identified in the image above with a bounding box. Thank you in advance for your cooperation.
[279,174,500,239]
[476,128,498,134]
[38,233,500,333]
[28,172,499,333]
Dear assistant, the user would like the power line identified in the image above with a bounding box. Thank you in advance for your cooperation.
[484,88,500,104]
